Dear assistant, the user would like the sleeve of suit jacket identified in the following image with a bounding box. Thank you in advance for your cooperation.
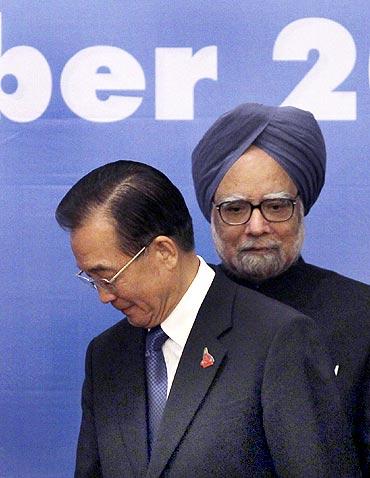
[355,351,370,475]
[74,339,103,478]
[261,316,360,477]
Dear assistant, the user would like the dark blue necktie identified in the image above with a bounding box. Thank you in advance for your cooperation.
[145,326,168,456]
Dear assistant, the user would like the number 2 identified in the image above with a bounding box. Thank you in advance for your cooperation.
[273,17,357,120]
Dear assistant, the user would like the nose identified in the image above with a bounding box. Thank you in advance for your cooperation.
[97,287,117,304]
[244,208,272,236]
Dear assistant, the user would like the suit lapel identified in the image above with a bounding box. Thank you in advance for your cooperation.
[107,323,149,476]
[146,270,236,477]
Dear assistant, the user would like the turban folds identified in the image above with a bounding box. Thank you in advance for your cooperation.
[191,103,326,221]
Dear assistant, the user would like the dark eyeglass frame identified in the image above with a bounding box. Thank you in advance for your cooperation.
[214,194,299,225]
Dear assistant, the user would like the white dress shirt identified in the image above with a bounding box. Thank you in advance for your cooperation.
[160,256,215,397]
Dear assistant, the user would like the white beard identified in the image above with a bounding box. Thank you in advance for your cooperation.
[212,221,305,283]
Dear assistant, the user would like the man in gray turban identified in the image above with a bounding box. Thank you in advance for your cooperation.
[192,102,370,475]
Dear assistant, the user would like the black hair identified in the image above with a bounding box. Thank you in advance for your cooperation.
[55,160,194,255]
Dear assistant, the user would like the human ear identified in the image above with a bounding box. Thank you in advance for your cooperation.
[151,236,178,270]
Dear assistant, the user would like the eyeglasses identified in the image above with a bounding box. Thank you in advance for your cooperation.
[214,195,299,225]
[76,246,146,292]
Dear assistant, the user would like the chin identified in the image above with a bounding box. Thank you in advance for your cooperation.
[235,253,286,282]
[126,315,146,328]
[238,250,300,282]
[125,311,157,329]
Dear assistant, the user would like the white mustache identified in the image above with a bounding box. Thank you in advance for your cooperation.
[238,239,281,252]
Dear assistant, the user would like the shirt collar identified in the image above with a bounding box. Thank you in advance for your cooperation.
[160,256,215,348]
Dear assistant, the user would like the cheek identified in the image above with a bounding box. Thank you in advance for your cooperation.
[272,209,301,239]
[275,221,302,255]
[212,217,240,247]
[273,225,294,241]
[135,269,169,304]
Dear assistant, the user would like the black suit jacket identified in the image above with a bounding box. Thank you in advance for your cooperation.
[222,258,370,475]
[75,268,360,477]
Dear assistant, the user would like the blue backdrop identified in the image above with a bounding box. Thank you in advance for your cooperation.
[1,2,369,476]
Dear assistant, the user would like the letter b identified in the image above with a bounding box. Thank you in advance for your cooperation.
[0,13,52,122]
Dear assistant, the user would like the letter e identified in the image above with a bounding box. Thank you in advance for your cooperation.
[60,46,145,122]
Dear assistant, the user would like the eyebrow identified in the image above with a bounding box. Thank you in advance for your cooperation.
[77,264,116,275]
[263,191,296,199]
[216,191,295,203]
[216,194,245,203]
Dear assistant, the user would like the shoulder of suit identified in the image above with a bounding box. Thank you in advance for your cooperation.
[299,261,370,299]
[89,317,139,347]
[213,263,311,322]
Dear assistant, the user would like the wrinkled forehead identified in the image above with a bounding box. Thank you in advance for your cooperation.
[214,146,298,202]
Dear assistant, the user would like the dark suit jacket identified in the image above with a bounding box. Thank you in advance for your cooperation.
[222,258,370,475]
[75,268,360,477]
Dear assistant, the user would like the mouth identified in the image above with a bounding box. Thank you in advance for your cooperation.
[242,246,277,253]
[122,304,135,314]
[113,302,135,315]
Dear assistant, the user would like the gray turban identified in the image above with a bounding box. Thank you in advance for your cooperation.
[192,103,326,221]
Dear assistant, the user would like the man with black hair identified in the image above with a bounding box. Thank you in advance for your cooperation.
[57,160,360,477]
